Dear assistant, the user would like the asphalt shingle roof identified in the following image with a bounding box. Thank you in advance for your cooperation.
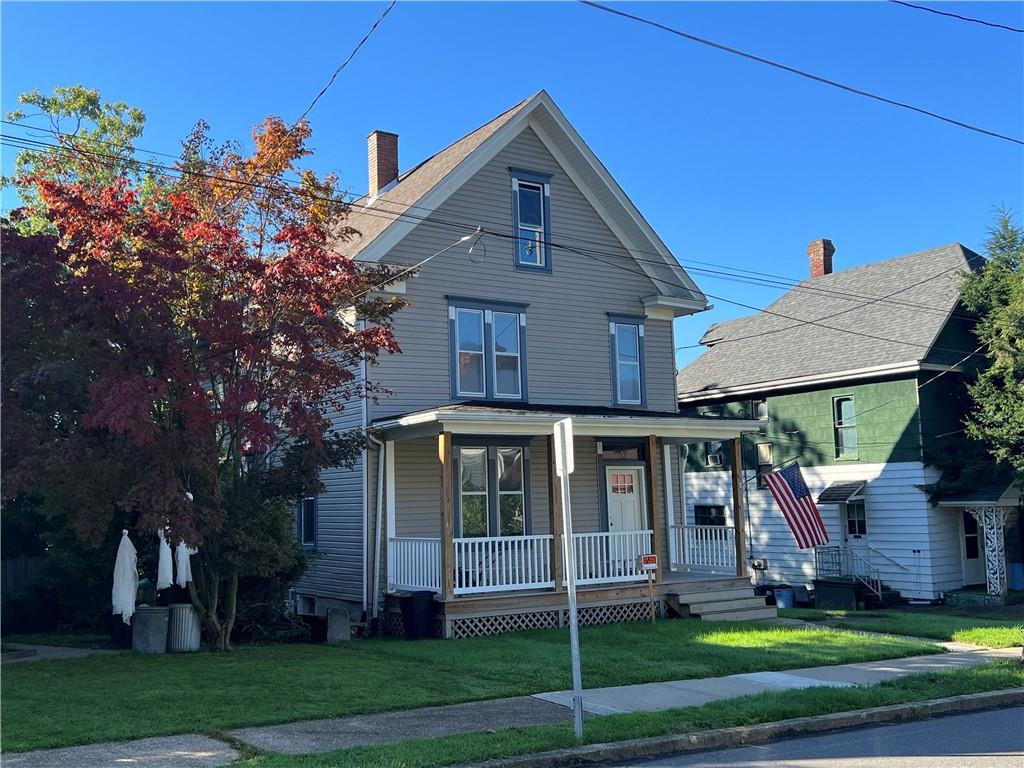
[337,97,534,260]
[676,244,981,399]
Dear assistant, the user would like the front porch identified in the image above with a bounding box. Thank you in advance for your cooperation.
[372,404,762,637]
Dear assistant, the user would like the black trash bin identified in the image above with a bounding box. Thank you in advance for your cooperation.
[398,590,436,640]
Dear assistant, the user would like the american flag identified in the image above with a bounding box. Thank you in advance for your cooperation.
[763,462,829,549]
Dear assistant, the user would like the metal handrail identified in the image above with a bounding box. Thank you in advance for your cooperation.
[815,545,882,599]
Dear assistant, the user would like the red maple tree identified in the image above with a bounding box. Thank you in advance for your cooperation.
[3,96,404,648]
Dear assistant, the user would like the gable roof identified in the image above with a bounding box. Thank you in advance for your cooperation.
[337,91,706,308]
[676,243,982,401]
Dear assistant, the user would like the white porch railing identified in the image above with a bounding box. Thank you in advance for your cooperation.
[671,524,736,572]
[572,530,653,585]
[388,537,441,592]
[453,534,555,595]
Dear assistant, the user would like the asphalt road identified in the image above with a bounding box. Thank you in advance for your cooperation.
[613,706,1024,767]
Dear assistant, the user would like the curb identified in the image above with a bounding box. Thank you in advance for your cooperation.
[464,687,1024,768]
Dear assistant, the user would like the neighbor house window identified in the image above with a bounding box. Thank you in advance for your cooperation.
[752,399,768,420]
[694,504,726,527]
[756,443,773,488]
[297,496,317,548]
[609,315,644,405]
[457,445,530,537]
[833,396,858,459]
[511,168,552,272]
[449,299,527,400]
[705,441,724,468]
[846,500,867,537]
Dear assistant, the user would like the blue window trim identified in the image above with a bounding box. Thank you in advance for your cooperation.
[297,496,317,550]
[448,297,529,402]
[608,313,646,408]
[510,167,553,274]
[453,444,533,537]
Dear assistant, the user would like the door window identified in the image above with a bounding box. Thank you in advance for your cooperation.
[846,500,867,537]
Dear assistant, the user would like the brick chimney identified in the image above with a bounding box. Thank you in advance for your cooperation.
[808,238,835,278]
[367,130,398,198]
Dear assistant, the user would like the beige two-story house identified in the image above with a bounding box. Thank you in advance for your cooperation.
[292,92,771,638]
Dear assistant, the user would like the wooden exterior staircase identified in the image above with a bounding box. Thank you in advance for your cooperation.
[666,576,777,621]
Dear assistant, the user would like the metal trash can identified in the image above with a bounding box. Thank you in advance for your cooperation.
[398,590,436,640]
[168,603,201,652]
[132,606,169,654]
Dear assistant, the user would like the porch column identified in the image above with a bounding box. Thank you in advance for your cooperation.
[547,434,565,592]
[730,438,747,578]
[438,431,454,600]
[967,505,1009,596]
[645,435,664,582]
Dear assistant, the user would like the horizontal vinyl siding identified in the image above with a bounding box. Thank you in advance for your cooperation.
[683,461,950,598]
[293,387,365,604]
[394,437,442,537]
[368,126,675,420]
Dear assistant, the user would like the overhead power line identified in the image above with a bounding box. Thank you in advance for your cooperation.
[888,0,1024,33]
[0,118,982,324]
[0,130,983,360]
[579,0,1024,146]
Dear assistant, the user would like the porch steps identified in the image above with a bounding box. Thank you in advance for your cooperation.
[667,581,778,622]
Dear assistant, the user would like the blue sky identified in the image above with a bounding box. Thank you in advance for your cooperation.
[3,1,1022,368]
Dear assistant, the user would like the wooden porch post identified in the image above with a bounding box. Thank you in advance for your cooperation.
[730,437,747,578]
[439,431,454,600]
[645,435,664,582]
[547,435,565,592]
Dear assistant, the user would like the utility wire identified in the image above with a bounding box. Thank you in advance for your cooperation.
[888,0,1024,33]
[1,131,983,359]
[221,0,397,208]
[579,0,1024,145]
[0,119,981,323]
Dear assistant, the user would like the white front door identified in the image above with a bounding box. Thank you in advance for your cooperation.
[962,510,986,586]
[606,467,646,531]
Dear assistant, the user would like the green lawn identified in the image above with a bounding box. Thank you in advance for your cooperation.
[779,607,1024,648]
[1,619,938,752]
[240,661,1024,768]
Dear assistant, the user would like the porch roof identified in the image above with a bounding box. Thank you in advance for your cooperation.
[935,476,1021,508]
[817,480,866,504]
[371,402,762,441]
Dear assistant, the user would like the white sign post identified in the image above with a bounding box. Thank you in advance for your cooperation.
[553,417,584,740]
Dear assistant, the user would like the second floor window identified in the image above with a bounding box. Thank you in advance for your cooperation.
[511,168,552,272]
[450,299,527,401]
[610,315,645,406]
[833,396,858,459]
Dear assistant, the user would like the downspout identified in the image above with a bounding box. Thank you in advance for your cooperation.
[359,321,369,617]
[368,433,385,625]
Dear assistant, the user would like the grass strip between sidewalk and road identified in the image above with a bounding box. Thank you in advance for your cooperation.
[238,661,1024,768]
[1,620,938,752]
[778,607,1024,648]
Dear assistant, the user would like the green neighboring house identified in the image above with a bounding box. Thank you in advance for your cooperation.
[674,240,1022,600]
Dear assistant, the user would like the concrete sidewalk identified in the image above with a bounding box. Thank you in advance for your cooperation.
[7,646,1019,767]
[532,647,1020,715]
[2,643,119,664]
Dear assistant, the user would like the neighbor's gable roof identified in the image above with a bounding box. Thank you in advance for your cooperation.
[338,91,706,307]
[676,243,981,401]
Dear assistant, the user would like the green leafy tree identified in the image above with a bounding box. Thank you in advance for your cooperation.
[5,86,149,234]
[961,210,1024,482]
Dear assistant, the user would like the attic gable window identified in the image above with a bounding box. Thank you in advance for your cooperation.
[449,297,528,401]
[833,396,858,459]
[510,168,552,273]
